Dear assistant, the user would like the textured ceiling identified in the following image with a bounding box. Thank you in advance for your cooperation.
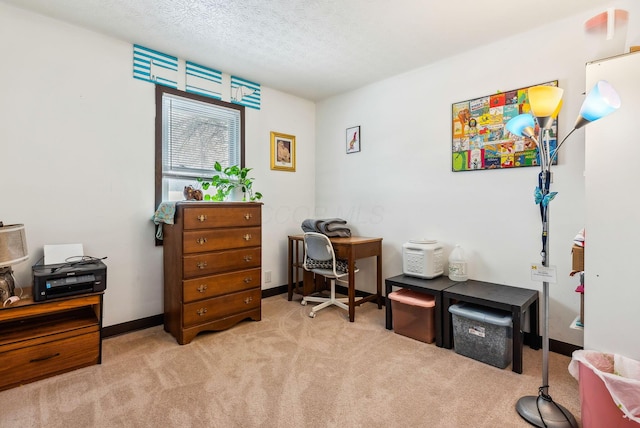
[3,0,612,101]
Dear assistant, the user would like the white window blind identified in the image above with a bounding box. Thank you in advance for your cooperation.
[162,93,241,181]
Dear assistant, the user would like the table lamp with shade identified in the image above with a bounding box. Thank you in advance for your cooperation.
[505,80,620,428]
[0,222,29,303]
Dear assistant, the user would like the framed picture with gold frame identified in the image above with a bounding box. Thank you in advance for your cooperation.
[270,131,296,172]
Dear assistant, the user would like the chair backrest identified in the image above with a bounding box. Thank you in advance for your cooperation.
[302,232,344,279]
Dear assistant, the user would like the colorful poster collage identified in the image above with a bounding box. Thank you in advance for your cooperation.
[451,80,558,172]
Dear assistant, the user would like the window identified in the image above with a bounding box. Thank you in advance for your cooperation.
[155,86,245,207]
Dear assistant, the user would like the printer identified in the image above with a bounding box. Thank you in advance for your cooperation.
[32,259,107,301]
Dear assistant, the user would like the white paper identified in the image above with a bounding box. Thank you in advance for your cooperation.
[44,244,84,265]
[530,263,557,283]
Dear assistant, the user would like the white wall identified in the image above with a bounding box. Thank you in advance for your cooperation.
[315,1,640,347]
[247,88,317,292]
[584,52,640,360]
[0,3,316,326]
[3,1,639,347]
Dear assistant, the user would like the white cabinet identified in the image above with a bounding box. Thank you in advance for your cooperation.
[584,51,640,359]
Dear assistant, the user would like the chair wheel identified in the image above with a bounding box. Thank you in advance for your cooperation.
[309,311,316,318]
[301,300,307,306]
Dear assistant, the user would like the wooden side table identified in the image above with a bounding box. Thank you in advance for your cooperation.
[443,280,539,374]
[385,274,454,348]
[0,292,103,391]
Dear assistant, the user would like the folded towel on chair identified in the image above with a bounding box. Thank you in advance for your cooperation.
[318,225,351,237]
[301,218,321,233]
[321,219,346,230]
[301,218,351,237]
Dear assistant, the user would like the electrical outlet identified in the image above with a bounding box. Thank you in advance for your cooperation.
[265,271,272,283]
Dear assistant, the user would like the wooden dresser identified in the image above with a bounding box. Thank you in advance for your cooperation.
[163,201,262,345]
[0,293,103,391]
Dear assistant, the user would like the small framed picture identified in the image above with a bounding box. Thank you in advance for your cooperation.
[270,131,296,172]
[346,126,361,153]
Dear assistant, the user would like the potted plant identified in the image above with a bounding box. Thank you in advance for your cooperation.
[197,162,263,202]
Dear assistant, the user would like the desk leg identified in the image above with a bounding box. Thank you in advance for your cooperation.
[376,254,382,309]
[512,308,523,374]
[442,295,453,349]
[385,281,392,330]
[348,257,356,322]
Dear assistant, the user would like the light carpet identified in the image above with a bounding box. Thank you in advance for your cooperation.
[2,294,581,427]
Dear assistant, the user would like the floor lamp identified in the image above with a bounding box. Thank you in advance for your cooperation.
[505,81,621,428]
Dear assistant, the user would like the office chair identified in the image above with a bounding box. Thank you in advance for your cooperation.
[301,232,360,318]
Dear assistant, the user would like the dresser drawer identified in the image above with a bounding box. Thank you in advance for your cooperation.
[183,268,261,303]
[183,288,261,327]
[0,331,100,388]
[183,247,261,278]
[183,206,261,230]
[183,227,261,253]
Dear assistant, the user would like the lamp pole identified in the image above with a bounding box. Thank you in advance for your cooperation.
[506,80,620,428]
[515,130,578,428]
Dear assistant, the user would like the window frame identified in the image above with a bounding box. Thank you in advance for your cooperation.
[155,85,245,210]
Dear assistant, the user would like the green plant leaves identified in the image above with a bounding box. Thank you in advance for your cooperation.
[195,163,263,201]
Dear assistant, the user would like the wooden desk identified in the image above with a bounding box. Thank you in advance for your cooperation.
[442,280,539,374]
[385,275,454,348]
[288,236,317,299]
[288,234,383,322]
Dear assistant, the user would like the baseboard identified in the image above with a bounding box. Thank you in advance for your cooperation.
[263,284,288,298]
[522,333,581,357]
[549,338,582,357]
[102,286,291,338]
[335,284,371,298]
[102,314,164,338]
[102,287,583,357]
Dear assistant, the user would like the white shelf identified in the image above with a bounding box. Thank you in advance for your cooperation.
[570,315,584,331]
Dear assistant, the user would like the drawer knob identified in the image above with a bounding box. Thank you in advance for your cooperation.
[244,213,252,220]
[243,255,253,262]
[244,296,253,304]
[197,214,207,222]
[197,261,208,269]
[243,277,252,283]
[196,237,208,245]
[197,308,208,316]
[197,284,208,293]
[243,234,252,241]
